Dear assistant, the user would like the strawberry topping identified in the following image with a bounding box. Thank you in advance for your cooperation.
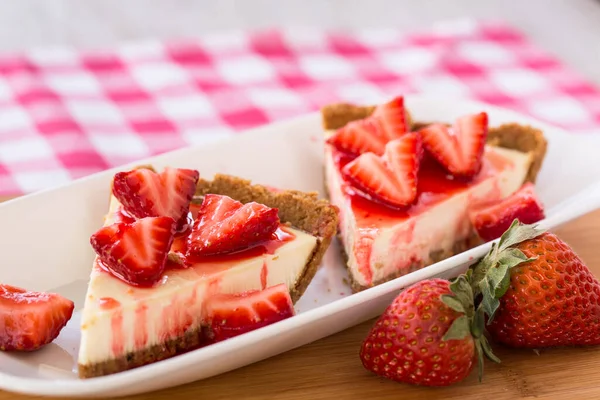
[419,112,488,178]
[204,283,295,343]
[112,167,199,231]
[469,183,545,242]
[342,132,423,209]
[326,118,388,156]
[90,216,176,287]
[371,96,409,141]
[187,194,280,257]
[0,284,74,351]
[326,96,408,156]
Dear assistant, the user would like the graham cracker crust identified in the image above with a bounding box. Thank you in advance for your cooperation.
[321,102,547,183]
[79,327,204,378]
[195,174,339,303]
[79,174,338,378]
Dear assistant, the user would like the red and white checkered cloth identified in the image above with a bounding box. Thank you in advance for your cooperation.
[1,19,599,196]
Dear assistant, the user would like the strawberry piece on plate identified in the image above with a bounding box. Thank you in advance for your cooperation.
[327,118,388,156]
[342,132,423,208]
[469,183,545,242]
[187,194,280,257]
[90,216,176,286]
[0,284,74,351]
[420,112,488,178]
[371,96,409,141]
[112,167,199,231]
[204,283,295,342]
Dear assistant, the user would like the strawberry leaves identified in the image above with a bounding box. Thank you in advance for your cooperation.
[442,315,470,340]
[435,220,546,381]
[498,218,545,252]
[441,273,499,381]
[470,220,545,322]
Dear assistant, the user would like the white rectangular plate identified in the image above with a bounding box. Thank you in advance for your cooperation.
[1,95,600,398]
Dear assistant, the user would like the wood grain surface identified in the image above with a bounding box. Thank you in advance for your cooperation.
[1,195,599,400]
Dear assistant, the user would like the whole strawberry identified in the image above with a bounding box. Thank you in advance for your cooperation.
[472,220,600,348]
[360,277,496,386]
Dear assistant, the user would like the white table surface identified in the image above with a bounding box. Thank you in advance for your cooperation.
[1,0,600,85]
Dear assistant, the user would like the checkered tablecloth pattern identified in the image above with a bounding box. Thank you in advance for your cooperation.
[1,19,599,196]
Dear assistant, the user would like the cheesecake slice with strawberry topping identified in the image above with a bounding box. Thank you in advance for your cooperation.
[322,96,547,292]
[78,171,338,378]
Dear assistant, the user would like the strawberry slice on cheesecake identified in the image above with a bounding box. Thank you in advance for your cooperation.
[205,283,295,343]
[78,170,338,378]
[341,132,423,209]
[322,96,547,292]
[112,167,199,232]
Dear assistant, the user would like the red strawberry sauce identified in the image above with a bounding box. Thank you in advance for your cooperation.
[260,261,268,290]
[170,226,295,269]
[333,147,513,228]
[98,297,121,310]
[110,311,124,356]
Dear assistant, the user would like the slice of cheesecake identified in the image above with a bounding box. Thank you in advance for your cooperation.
[322,98,547,292]
[78,173,338,378]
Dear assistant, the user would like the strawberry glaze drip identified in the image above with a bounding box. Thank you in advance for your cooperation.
[134,303,149,349]
[98,297,121,310]
[110,311,124,357]
[260,261,268,290]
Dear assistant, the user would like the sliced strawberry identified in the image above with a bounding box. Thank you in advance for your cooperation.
[204,283,295,342]
[0,284,74,351]
[112,167,199,231]
[342,132,422,208]
[420,112,488,178]
[327,96,408,156]
[90,216,176,286]
[326,118,387,156]
[189,201,203,221]
[187,194,280,257]
[469,183,545,242]
[371,96,408,141]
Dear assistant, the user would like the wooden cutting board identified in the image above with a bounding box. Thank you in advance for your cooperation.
[1,194,599,400]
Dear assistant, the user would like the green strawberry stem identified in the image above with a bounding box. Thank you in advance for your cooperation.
[469,219,545,323]
[441,273,499,382]
[438,219,544,381]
